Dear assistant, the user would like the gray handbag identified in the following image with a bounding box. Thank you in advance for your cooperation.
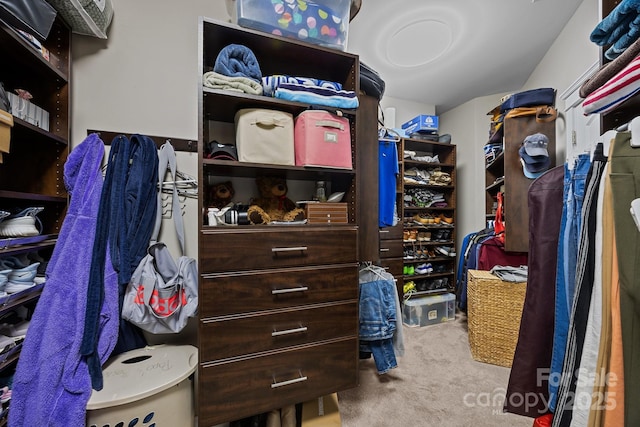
[122,141,198,334]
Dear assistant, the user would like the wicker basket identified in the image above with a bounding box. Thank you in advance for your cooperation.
[467,269,527,368]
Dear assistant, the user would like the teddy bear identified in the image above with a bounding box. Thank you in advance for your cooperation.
[207,181,235,209]
[247,176,306,224]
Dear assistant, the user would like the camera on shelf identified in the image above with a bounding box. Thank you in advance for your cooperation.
[207,203,249,226]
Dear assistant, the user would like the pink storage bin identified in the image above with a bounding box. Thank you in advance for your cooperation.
[294,110,352,169]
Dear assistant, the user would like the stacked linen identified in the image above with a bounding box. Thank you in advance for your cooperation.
[262,75,343,96]
[274,82,358,109]
[202,72,262,95]
[582,55,640,115]
[205,44,264,95]
[262,74,358,109]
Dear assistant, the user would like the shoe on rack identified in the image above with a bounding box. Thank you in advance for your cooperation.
[0,207,44,237]
[0,211,9,222]
[403,281,416,294]
[0,257,39,293]
[439,213,454,224]
[415,263,433,275]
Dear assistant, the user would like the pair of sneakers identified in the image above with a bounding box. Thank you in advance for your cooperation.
[0,255,40,295]
[0,207,44,238]
[415,263,433,275]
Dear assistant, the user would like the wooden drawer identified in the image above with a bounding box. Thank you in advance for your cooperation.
[200,227,357,272]
[305,202,348,224]
[379,224,403,240]
[379,239,403,258]
[198,338,357,427]
[378,257,404,279]
[200,302,357,361]
[200,265,357,318]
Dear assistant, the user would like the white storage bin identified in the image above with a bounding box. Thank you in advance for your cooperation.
[235,108,295,166]
[86,344,198,427]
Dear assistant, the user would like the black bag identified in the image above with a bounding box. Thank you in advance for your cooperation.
[0,0,57,41]
[500,87,556,112]
[360,61,385,100]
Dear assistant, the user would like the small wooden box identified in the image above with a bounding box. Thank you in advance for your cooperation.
[305,202,348,224]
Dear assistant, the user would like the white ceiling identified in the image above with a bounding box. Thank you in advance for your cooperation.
[347,0,585,113]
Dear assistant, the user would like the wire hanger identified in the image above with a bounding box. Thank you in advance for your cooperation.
[158,140,198,199]
[378,127,401,143]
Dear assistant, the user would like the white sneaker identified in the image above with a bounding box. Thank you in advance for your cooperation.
[0,207,43,237]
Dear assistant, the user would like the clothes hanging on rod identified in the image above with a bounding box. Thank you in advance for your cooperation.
[358,263,404,374]
[504,124,640,425]
[378,128,399,227]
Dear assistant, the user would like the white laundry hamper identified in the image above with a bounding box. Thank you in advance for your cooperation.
[86,344,198,427]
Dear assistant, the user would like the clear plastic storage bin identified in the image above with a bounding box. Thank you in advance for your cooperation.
[236,0,350,51]
[402,293,456,327]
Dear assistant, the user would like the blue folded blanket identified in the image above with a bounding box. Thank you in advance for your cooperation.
[262,75,343,97]
[213,44,262,82]
[591,0,640,59]
[274,83,359,109]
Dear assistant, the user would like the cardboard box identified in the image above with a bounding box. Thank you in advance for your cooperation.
[401,114,439,134]
[304,202,348,224]
[301,394,341,427]
[0,109,14,157]
[402,293,455,327]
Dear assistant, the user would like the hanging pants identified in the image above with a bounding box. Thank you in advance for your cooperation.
[609,131,640,427]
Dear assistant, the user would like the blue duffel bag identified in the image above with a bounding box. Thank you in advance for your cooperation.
[500,87,556,112]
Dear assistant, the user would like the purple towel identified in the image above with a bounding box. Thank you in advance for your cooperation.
[9,133,120,427]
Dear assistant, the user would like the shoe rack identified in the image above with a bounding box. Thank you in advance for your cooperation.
[0,16,70,426]
[400,137,457,299]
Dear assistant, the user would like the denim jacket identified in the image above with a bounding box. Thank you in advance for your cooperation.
[359,275,397,341]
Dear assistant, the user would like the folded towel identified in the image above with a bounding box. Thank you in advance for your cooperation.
[605,13,640,59]
[591,0,640,58]
[213,44,262,82]
[203,71,263,95]
[274,83,359,109]
[582,55,640,115]
[580,34,640,98]
[262,75,342,97]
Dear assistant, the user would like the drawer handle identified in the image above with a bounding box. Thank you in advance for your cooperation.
[379,248,390,252]
[272,246,308,253]
[379,230,389,234]
[271,326,308,337]
[271,371,308,389]
[272,286,309,295]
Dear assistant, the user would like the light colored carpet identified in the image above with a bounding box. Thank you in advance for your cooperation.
[338,313,534,427]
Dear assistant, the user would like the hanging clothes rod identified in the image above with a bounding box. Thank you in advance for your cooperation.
[87,129,198,152]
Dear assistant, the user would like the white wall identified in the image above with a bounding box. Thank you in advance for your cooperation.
[440,0,599,245]
[439,93,508,243]
[380,95,435,130]
[72,1,233,259]
[70,0,600,285]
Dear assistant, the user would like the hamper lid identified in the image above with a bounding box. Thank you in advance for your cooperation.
[87,344,198,410]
